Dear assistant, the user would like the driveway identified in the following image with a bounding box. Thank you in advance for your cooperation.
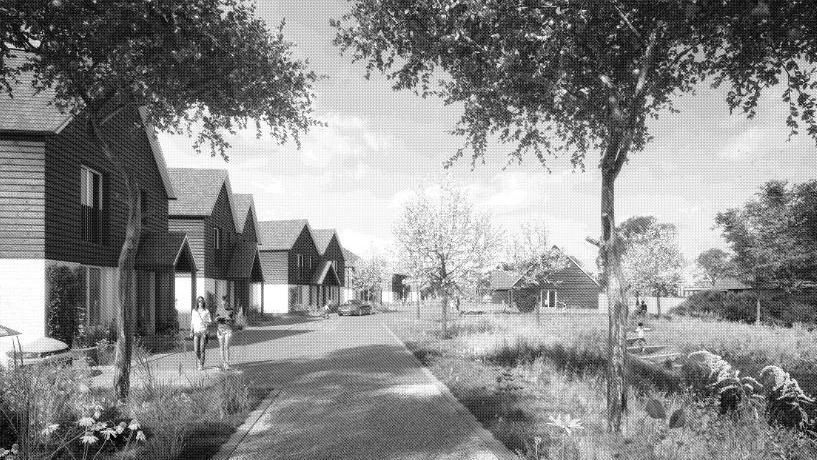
[218,313,515,460]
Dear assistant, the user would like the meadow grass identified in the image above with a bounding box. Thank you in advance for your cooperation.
[387,307,817,459]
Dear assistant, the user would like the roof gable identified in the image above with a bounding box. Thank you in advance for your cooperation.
[257,219,314,251]
[313,229,341,255]
[0,55,72,134]
[168,168,239,228]
[232,194,258,234]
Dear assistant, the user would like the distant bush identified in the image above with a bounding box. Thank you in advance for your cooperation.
[674,290,817,326]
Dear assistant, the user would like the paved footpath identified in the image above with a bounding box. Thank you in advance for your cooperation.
[215,313,516,460]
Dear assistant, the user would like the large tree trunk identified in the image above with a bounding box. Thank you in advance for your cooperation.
[600,169,629,433]
[655,295,662,318]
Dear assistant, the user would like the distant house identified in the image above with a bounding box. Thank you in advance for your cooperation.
[230,194,264,313]
[488,254,601,309]
[0,78,196,352]
[168,169,262,317]
[341,248,360,302]
[312,229,346,306]
[680,277,752,297]
[258,220,341,313]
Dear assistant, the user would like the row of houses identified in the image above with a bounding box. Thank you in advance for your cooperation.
[0,80,362,351]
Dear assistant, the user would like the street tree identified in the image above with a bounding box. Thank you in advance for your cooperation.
[351,255,389,302]
[393,182,500,336]
[716,180,817,291]
[333,0,817,430]
[619,219,685,317]
[509,224,568,323]
[2,0,316,400]
[696,248,737,287]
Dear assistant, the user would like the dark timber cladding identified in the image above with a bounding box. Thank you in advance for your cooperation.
[257,220,319,285]
[313,229,346,286]
[43,109,171,266]
[0,135,46,258]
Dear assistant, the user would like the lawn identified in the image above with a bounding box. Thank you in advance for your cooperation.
[383,304,817,459]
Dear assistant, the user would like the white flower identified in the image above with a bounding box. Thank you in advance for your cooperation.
[128,419,140,431]
[11,444,18,454]
[40,423,60,437]
[80,433,98,445]
[93,410,102,419]
[546,414,585,435]
[116,422,126,434]
[78,417,95,428]
[135,430,146,442]
[100,427,117,440]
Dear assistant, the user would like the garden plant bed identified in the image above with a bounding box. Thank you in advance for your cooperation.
[384,307,817,459]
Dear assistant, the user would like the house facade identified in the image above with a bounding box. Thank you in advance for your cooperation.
[341,248,359,302]
[0,83,196,356]
[168,169,262,320]
[231,194,264,313]
[312,229,346,306]
[258,220,340,313]
[489,254,601,310]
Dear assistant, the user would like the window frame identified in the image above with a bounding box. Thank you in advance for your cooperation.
[213,227,222,250]
[296,253,304,279]
[80,165,104,244]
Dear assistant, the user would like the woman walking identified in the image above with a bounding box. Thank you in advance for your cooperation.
[215,294,236,371]
[190,296,211,371]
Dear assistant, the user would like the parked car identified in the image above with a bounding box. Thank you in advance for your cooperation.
[5,336,73,367]
[337,300,373,316]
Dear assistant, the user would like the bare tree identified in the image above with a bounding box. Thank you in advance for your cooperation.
[394,182,500,336]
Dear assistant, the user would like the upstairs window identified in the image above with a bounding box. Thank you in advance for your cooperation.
[80,166,103,244]
[213,227,222,250]
[296,254,304,279]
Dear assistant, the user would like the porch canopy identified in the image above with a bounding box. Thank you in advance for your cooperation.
[227,241,264,283]
[311,261,340,286]
[135,231,197,273]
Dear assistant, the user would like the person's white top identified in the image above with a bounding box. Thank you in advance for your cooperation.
[190,308,211,334]
[635,327,645,339]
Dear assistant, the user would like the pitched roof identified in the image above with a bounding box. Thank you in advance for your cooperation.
[167,168,238,227]
[135,232,196,272]
[490,270,523,290]
[312,229,339,254]
[257,219,311,251]
[311,260,340,285]
[686,277,752,291]
[232,194,257,234]
[227,241,263,281]
[342,248,360,266]
[0,55,73,134]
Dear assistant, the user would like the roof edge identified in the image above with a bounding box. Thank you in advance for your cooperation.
[138,107,176,200]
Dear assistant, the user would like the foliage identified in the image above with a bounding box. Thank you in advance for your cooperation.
[674,290,817,326]
[506,223,569,294]
[696,248,738,287]
[716,180,817,291]
[393,182,501,303]
[350,255,389,300]
[619,216,685,298]
[45,265,81,347]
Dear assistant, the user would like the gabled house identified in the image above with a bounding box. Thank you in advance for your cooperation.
[0,77,197,355]
[231,194,264,313]
[312,229,346,306]
[341,248,360,302]
[489,252,601,309]
[167,169,261,320]
[258,220,340,313]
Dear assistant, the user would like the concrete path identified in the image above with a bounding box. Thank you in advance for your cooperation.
[216,313,516,460]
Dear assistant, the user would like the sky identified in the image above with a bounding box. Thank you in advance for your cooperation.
[159,0,817,272]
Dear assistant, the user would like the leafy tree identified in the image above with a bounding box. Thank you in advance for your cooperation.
[2,0,316,400]
[619,218,685,316]
[333,0,817,430]
[393,182,500,336]
[508,223,568,322]
[351,255,389,302]
[716,180,817,291]
[696,248,737,287]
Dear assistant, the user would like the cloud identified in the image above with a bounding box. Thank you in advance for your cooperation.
[717,126,783,161]
[299,113,396,169]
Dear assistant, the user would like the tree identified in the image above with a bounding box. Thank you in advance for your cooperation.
[696,248,737,287]
[619,218,685,317]
[333,0,817,430]
[351,255,389,302]
[508,224,569,323]
[716,180,817,291]
[2,0,316,400]
[394,182,500,336]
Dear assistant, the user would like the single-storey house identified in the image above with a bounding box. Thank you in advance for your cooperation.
[258,220,341,313]
[0,73,196,356]
[488,253,601,309]
[680,277,753,297]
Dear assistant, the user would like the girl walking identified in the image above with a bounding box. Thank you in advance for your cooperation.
[215,294,236,371]
[190,296,211,371]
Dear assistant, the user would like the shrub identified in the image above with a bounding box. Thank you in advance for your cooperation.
[675,290,817,326]
[45,265,82,347]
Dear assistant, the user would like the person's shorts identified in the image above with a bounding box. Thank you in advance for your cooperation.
[217,327,233,338]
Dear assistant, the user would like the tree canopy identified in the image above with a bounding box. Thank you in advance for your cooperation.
[716,180,817,291]
[351,255,389,301]
[696,248,737,287]
[2,0,317,156]
[618,216,685,300]
[508,223,568,288]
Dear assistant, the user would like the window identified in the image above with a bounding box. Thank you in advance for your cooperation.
[213,227,222,250]
[296,254,304,279]
[80,166,103,243]
[308,256,313,270]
